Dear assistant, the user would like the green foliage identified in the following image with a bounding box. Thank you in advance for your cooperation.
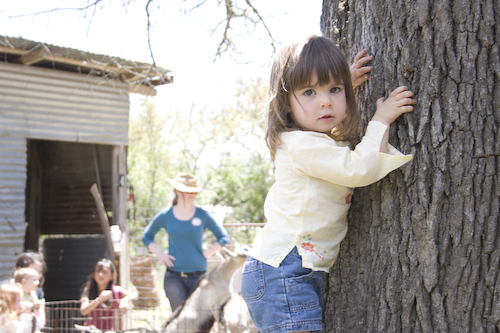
[207,153,273,224]
[127,77,273,250]
[128,98,175,217]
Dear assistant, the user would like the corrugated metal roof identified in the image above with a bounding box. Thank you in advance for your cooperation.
[0,35,173,95]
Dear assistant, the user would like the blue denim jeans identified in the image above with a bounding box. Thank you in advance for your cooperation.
[241,247,325,333]
[163,270,204,311]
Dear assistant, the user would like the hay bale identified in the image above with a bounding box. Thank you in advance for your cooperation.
[130,254,162,308]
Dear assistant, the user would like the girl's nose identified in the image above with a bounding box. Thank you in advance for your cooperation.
[320,95,333,108]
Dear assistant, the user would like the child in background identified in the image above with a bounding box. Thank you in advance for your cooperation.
[0,252,46,301]
[13,268,43,333]
[0,283,32,333]
[80,259,138,331]
[241,35,416,333]
[14,253,46,301]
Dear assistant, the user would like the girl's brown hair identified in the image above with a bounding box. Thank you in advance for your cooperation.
[0,283,22,325]
[265,35,361,160]
[84,259,116,305]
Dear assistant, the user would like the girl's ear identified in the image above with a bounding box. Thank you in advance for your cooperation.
[112,272,117,281]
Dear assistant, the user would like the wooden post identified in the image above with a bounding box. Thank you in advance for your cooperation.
[89,184,115,260]
[112,145,130,329]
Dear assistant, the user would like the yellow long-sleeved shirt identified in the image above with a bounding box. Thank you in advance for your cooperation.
[250,121,413,272]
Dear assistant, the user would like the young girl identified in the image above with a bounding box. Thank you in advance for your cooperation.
[80,259,138,331]
[0,283,32,333]
[241,35,416,333]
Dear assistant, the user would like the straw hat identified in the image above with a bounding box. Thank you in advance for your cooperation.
[166,172,204,193]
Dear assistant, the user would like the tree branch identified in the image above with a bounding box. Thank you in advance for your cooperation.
[5,0,103,19]
[145,0,157,69]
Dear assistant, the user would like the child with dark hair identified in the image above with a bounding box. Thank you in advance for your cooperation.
[1,252,46,300]
[80,259,137,331]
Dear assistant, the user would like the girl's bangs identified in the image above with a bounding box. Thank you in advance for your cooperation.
[288,38,349,90]
[95,261,113,272]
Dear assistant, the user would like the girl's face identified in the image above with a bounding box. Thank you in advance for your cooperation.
[288,72,346,134]
[93,266,114,287]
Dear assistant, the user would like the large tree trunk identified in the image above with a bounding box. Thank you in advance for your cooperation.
[321,0,499,332]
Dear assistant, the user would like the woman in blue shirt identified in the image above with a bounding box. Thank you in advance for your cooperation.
[142,172,229,311]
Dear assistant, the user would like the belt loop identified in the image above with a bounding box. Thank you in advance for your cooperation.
[180,272,187,278]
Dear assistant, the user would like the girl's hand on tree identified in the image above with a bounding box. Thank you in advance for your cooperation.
[158,252,176,267]
[372,86,416,126]
[350,49,373,87]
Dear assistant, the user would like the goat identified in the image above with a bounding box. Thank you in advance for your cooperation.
[162,245,248,333]
[218,267,258,333]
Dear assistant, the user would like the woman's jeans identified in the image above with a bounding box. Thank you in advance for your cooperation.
[163,270,204,311]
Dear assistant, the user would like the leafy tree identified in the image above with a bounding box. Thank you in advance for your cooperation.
[128,98,175,219]
[128,77,272,229]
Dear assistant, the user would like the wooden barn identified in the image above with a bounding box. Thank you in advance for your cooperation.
[0,35,172,299]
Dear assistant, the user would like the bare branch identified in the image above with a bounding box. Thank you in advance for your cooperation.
[5,0,103,19]
[145,0,157,68]
[244,0,276,53]
[213,0,276,60]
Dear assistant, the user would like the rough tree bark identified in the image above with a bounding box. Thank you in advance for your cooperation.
[321,1,499,332]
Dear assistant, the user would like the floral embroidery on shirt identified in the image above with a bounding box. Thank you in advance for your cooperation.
[345,193,352,204]
[345,189,354,204]
[301,241,314,252]
[301,235,327,260]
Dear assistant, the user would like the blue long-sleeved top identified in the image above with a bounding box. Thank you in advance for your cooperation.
[142,206,229,272]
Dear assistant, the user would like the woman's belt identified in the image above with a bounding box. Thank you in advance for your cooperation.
[167,269,206,277]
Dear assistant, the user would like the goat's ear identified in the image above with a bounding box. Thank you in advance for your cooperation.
[233,238,241,251]
[221,247,237,258]
[214,251,225,262]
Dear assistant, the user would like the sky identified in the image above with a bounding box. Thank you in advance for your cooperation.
[0,0,323,115]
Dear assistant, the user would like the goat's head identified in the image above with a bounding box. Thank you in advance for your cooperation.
[214,240,249,281]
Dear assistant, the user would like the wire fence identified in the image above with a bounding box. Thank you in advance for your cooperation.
[42,205,263,333]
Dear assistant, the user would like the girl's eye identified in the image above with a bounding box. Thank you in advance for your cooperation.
[331,87,341,93]
[304,89,315,96]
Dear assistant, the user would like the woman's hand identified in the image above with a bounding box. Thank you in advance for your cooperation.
[148,242,176,267]
[157,252,176,267]
[350,49,373,87]
[372,86,416,126]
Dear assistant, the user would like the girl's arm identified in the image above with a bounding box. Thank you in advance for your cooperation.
[117,287,138,315]
[372,86,416,152]
[80,289,112,316]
